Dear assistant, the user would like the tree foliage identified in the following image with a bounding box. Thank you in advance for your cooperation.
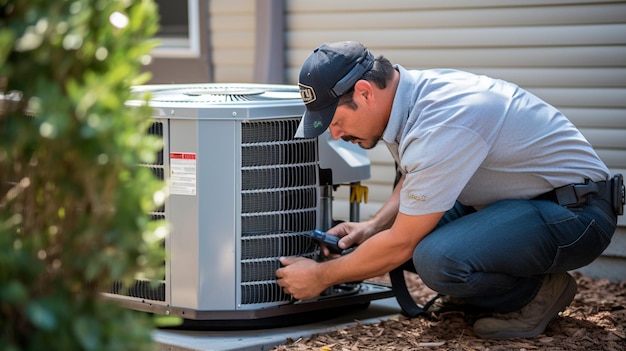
[0,1,166,350]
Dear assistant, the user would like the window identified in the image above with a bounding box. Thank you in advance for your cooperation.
[152,0,201,58]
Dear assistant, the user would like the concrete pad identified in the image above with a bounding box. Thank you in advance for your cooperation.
[154,297,402,351]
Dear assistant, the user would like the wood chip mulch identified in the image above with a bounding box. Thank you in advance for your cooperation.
[272,272,625,351]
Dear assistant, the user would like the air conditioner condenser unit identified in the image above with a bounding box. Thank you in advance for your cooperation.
[105,83,393,327]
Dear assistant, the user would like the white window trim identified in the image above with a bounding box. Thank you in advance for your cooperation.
[151,0,201,58]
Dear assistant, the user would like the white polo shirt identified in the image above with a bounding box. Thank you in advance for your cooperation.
[383,65,610,215]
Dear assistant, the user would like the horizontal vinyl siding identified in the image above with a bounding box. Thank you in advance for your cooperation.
[286,0,626,14]
[289,25,626,48]
[285,0,626,279]
[208,0,256,82]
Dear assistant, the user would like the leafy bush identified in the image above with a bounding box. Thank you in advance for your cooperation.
[0,1,167,350]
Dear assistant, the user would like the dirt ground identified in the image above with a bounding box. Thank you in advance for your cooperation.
[272,272,625,351]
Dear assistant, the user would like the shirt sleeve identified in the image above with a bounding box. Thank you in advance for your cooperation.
[399,125,489,215]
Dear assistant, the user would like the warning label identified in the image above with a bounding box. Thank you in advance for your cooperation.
[170,152,197,196]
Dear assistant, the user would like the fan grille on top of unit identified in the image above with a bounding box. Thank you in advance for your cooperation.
[145,85,301,103]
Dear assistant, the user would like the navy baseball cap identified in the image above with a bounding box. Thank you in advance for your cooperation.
[294,41,375,138]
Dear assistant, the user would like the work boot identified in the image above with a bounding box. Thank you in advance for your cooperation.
[473,272,577,339]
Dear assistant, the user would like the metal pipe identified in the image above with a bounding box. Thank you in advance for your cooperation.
[320,184,333,230]
[349,182,362,222]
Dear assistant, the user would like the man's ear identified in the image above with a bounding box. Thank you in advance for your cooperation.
[353,80,375,106]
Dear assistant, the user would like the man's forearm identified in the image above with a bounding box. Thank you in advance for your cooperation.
[318,228,415,287]
[319,209,444,289]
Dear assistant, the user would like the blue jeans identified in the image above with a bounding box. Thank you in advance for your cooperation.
[412,198,616,312]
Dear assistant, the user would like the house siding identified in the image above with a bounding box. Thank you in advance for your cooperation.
[208,0,256,82]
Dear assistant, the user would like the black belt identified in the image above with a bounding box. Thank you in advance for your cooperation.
[535,174,624,216]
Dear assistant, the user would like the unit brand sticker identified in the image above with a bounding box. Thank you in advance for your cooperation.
[170,152,196,196]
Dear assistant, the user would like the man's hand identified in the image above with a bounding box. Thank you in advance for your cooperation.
[324,221,377,256]
[276,256,327,300]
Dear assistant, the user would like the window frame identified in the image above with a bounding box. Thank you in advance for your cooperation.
[151,0,201,59]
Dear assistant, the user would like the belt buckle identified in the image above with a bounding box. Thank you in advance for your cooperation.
[553,185,579,206]
[554,180,598,207]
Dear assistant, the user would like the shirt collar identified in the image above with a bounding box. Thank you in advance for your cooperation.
[382,64,413,146]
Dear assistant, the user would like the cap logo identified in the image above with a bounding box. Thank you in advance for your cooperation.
[298,83,316,105]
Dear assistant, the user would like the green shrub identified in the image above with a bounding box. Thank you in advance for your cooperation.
[0,1,166,350]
